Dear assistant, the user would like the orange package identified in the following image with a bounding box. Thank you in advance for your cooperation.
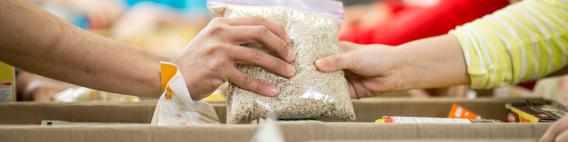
[448,103,481,120]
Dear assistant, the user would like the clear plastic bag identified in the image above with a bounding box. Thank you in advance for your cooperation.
[208,0,356,123]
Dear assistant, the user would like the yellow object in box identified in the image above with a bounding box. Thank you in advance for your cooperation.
[0,62,15,101]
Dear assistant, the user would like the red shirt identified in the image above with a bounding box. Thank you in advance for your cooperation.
[341,0,510,45]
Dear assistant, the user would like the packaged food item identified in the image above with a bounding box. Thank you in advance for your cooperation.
[207,0,356,123]
[151,62,219,125]
[376,116,472,124]
[204,82,227,103]
[448,103,482,119]
[54,87,140,102]
[469,119,500,123]
[0,62,15,102]
[506,100,567,123]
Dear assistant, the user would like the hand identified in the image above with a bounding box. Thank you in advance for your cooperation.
[316,35,468,98]
[315,42,403,98]
[174,17,295,100]
[540,116,568,142]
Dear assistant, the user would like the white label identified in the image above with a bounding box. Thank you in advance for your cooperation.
[0,83,14,101]
[391,116,471,124]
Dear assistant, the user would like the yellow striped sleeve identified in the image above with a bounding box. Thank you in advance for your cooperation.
[450,0,568,89]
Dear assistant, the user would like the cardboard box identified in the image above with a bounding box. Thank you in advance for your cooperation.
[0,61,15,102]
[0,122,550,142]
[0,101,157,124]
[0,97,544,124]
[0,97,553,142]
[212,97,542,123]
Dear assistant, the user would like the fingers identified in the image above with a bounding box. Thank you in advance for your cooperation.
[540,122,557,142]
[344,72,360,98]
[540,116,568,142]
[226,68,279,97]
[224,16,289,42]
[315,52,353,72]
[556,130,568,142]
[351,77,370,98]
[229,45,295,78]
[222,25,294,62]
[315,42,369,72]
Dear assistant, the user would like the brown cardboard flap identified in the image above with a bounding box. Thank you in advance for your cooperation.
[0,97,545,124]
[0,122,550,142]
[352,97,541,122]
[308,139,536,142]
[212,97,542,123]
[0,101,157,124]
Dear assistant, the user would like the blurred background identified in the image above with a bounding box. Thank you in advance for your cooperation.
[14,0,567,104]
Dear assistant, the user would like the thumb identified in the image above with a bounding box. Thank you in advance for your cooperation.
[315,53,352,72]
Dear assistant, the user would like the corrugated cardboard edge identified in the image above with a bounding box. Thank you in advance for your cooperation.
[0,122,550,142]
[0,97,544,124]
[0,101,157,124]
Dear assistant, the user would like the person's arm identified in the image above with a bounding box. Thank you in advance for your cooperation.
[315,35,467,97]
[0,0,165,97]
[0,0,295,99]
[317,0,568,97]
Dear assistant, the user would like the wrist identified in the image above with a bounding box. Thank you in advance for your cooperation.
[137,54,171,98]
[394,35,469,90]
[389,46,420,90]
[146,61,164,97]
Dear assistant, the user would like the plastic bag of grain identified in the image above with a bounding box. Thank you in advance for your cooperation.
[207,0,355,123]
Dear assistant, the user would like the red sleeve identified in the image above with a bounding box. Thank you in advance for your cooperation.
[340,0,509,45]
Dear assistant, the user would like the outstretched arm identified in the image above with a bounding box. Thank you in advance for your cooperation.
[0,0,164,97]
[0,0,295,100]
[315,35,468,97]
[316,0,568,97]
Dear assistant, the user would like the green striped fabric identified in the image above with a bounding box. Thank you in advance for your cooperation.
[450,0,568,89]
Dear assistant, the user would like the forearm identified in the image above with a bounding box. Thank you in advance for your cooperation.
[0,0,165,97]
[394,34,469,89]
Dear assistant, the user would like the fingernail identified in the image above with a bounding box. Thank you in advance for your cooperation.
[266,85,279,96]
[315,59,328,70]
[287,65,296,77]
[287,50,295,62]
[281,24,289,41]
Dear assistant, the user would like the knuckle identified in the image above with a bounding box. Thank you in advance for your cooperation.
[252,16,266,24]
[254,25,269,35]
[207,24,226,35]
[270,57,284,71]
[248,49,264,61]
[208,58,228,70]
[240,75,257,89]
[206,43,228,54]
[210,17,226,24]
[208,80,224,90]
[351,56,364,72]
